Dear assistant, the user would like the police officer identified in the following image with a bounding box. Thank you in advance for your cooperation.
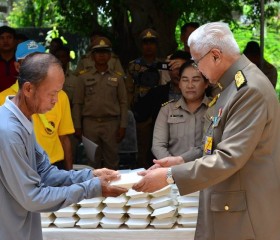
[75,31,125,77]
[133,22,280,240]
[152,61,209,159]
[72,37,128,170]
[126,28,167,168]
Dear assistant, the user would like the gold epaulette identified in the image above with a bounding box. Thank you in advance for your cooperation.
[161,99,175,107]
[78,69,89,75]
[235,70,247,90]
[114,71,123,77]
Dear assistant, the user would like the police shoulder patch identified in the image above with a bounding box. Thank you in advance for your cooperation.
[161,99,174,107]
[235,70,247,90]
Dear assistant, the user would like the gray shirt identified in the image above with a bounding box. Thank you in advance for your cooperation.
[152,96,208,159]
[0,97,102,240]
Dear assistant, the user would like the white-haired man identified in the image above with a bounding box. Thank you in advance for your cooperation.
[133,22,280,240]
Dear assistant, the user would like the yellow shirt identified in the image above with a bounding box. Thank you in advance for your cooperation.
[0,81,75,163]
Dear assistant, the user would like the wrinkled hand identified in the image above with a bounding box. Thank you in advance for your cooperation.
[100,179,128,197]
[168,59,187,71]
[93,168,121,182]
[116,127,126,143]
[133,168,168,193]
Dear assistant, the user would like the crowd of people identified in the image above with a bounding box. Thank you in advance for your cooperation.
[0,22,280,240]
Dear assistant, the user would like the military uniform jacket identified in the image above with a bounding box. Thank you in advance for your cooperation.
[72,68,128,129]
[172,55,280,240]
[152,96,208,159]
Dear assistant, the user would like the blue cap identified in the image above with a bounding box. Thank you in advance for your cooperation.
[16,40,46,61]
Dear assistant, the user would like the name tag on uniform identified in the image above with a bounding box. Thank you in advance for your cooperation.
[108,77,118,82]
[170,114,183,118]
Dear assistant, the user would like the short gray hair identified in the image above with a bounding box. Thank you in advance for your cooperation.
[188,22,240,56]
[18,53,62,89]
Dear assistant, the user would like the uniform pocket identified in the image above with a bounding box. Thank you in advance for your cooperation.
[167,116,186,139]
[85,80,96,96]
[210,191,255,240]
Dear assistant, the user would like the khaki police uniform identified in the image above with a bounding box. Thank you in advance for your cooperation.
[171,55,280,240]
[63,68,79,107]
[152,96,208,159]
[72,37,128,169]
[126,29,170,168]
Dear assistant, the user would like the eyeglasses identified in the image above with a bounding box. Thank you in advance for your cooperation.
[191,49,212,69]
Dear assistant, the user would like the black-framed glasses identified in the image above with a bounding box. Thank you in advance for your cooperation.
[191,49,212,69]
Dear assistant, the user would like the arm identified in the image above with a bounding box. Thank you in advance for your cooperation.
[72,76,84,131]
[0,140,102,213]
[118,76,128,129]
[59,135,73,170]
[172,87,268,195]
[152,106,172,158]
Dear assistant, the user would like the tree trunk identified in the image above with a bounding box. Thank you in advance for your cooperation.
[112,0,182,69]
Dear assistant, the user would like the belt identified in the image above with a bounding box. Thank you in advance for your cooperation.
[85,116,119,122]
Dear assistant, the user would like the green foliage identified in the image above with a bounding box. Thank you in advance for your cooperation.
[7,0,63,27]
[45,27,76,60]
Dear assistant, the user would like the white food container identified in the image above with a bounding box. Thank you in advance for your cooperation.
[151,206,177,220]
[53,206,78,218]
[54,216,79,228]
[76,206,104,219]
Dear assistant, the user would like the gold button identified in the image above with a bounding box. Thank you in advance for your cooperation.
[224,205,229,211]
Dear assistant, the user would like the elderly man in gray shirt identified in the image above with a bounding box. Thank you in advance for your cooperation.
[0,52,126,240]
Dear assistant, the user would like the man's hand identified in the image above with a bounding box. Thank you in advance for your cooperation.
[100,179,128,197]
[133,168,168,193]
[93,168,121,182]
[153,156,184,168]
[168,59,187,71]
[137,156,184,176]
[116,127,126,143]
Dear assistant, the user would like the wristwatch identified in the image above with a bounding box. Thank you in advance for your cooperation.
[166,168,174,184]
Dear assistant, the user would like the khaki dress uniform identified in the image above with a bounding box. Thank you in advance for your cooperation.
[171,55,280,240]
[152,96,208,159]
[72,68,128,169]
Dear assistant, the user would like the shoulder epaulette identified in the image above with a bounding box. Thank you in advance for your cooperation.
[235,70,247,90]
[114,71,123,77]
[161,99,175,107]
[78,69,89,75]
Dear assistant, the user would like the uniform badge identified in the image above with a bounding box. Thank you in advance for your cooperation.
[235,70,247,90]
[204,136,213,155]
[109,77,118,82]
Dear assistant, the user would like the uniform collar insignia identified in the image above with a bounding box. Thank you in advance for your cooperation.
[217,82,223,90]
[235,70,247,90]
[146,31,152,38]
[100,40,106,46]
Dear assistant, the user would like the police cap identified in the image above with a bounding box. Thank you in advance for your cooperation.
[140,28,158,42]
[91,37,112,52]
